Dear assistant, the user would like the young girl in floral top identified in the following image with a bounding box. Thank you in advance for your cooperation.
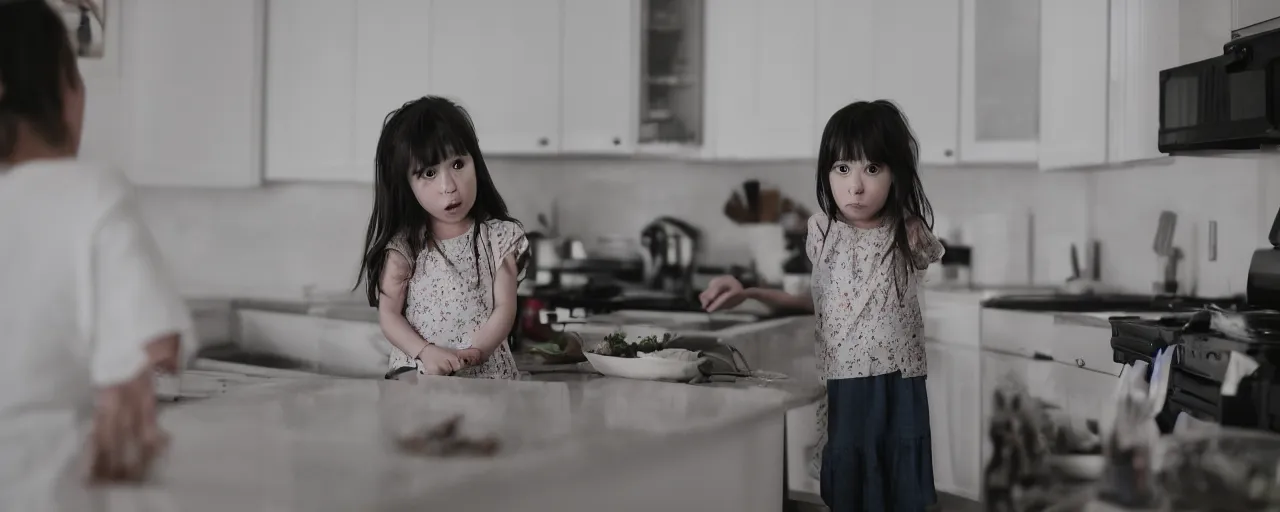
[356,96,529,380]
[700,100,944,511]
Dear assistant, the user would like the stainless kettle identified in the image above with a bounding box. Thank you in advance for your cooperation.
[639,216,700,293]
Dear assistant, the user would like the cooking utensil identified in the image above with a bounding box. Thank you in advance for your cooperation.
[743,180,761,223]
[723,191,750,223]
[1070,244,1082,280]
[1154,211,1177,256]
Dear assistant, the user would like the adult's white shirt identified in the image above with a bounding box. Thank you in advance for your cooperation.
[0,158,197,510]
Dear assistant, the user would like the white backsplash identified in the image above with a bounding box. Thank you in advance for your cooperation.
[134,151,1280,300]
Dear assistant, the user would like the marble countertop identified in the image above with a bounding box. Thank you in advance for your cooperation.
[81,375,802,511]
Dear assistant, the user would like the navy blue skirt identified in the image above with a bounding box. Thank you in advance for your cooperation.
[820,372,937,512]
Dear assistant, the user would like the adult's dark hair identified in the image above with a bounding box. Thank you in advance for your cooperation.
[0,0,82,159]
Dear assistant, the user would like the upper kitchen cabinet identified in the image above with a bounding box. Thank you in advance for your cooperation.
[959,0,1040,164]
[122,0,266,187]
[561,0,641,154]
[429,0,562,155]
[637,0,705,153]
[1106,1,1180,165]
[1235,0,1280,31]
[264,0,361,182]
[814,0,874,145]
[1037,0,1109,170]
[705,0,818,160]
[869,0,961,166]
[353,0,436,173]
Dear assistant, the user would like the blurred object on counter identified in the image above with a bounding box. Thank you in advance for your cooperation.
[746,224,786,286]
[526,332,587,365]
[721,181,810,226]
[758,187,781,223]
[640,216,701,295]
[1155,426,1280,510]
[1152,210,1181,296]
[723,191,751,223]
[1098,351,1173,509]
[782,231,811,295]
[982,376,1102,511]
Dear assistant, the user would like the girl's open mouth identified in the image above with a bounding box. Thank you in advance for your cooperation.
[444,201,462,212]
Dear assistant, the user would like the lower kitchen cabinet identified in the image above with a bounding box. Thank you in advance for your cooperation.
[926,340,982,501]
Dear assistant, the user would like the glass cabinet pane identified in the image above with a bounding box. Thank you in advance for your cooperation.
[640,0,704,146]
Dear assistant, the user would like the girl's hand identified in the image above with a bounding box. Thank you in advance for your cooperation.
[699,275,747,312]
[416,345,463,375]
[89,370,169,484]
[457,348,485,367]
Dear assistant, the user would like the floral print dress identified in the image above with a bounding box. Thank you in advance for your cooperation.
[385,219,528,380]
[803,212,945,477]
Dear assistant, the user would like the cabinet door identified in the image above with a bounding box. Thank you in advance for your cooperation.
[124,0,265,187]
[353,0,434,178]
[1107,1,1178,164]
[871,0,961,165]
[814,0,874,143]
[1038,0,1109,170]
[429,0,562,155]
[705,0,817,160]
[562,0,638,154]
[959,0,1039,163]
[264,0,360,182]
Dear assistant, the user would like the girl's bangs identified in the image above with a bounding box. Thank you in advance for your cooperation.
[822,114,890,166]
[401,114,471,173]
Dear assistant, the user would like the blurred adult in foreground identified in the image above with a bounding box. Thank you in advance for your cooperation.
[0,0,198,508]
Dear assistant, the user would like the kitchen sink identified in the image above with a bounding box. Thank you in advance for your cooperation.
[196,344,312,371]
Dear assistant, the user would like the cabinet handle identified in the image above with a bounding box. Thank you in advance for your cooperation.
[1075,358,1085,368]
[944,149,954,157]
[538,137,549,147]
[612,137,621,146]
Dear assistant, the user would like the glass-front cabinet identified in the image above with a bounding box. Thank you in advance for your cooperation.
[639,0,704,150]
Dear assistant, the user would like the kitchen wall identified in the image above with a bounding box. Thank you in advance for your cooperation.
[75,1,1278,301]
[125,150,1280,301]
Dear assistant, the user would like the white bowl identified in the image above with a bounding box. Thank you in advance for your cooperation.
[584,352,704,381]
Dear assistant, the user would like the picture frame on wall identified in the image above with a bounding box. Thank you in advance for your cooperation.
[48,0,119,77]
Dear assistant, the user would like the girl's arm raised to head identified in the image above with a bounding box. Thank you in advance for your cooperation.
[377,250,430,359]
[465,253,520,357]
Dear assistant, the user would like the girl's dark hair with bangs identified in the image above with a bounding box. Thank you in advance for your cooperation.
[0,0,83,159]
[814,100,935,296]
[355,95,522,307]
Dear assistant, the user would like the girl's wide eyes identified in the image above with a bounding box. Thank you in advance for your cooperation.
[835,164,851,174]
[865,164,881,175]
[451,159,465,170]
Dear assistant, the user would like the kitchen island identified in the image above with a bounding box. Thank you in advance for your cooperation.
[58,374,822,511]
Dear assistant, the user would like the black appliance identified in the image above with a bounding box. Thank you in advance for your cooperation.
[1110,207,1280,432]
[1157,23,1280,153]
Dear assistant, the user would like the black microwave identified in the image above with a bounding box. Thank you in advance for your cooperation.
[1158,24,1280,153]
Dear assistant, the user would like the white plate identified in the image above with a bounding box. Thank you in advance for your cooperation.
[584,352,704,382]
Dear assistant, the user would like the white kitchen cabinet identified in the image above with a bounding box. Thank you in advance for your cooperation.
[1106,0,1180,165]
[352,0,435,176]
[264,0,361,182]
[1235,0,1280,30]
[1038,0,1109,171]
[959,0,1040,164]
[870,0,961,166]
[814,0,874,144]
[562,0,640,154]
[705,0,817,160]
[927,341,982,501]
[429,0,562,155]
[122,0,265,187]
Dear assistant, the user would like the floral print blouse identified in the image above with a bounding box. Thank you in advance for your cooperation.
[805,212,944,380]
[385,219,528,380]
